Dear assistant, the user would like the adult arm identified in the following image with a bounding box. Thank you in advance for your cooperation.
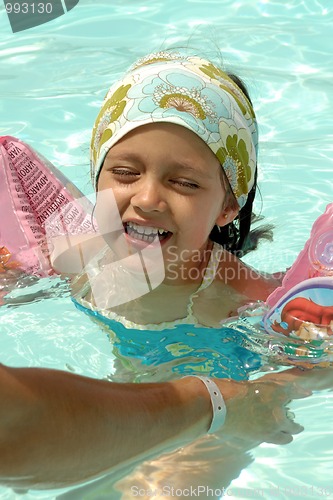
[0,365,212,489]
[0,364,309,490]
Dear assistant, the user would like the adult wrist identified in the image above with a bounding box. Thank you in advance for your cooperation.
[190,376,227,434]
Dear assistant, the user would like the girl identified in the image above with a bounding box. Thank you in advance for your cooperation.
[55,50,280,335]
[51,51,297,495]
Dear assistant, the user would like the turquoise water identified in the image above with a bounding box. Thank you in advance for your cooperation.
[1,0,333,498]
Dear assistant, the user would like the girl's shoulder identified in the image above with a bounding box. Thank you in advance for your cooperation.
[214,246,281,302]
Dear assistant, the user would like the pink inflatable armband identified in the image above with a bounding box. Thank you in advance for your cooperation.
[257,204,333,364]
[0,136,94,277]
[229,277,333,365]
[229,205,333,365]
[267,203,333,307]
[264,277,333,341]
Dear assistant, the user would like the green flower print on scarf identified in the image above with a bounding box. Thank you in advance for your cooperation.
[199,62,226,81]
[158,92,207,120]
[199,63,255,120]
[91,83,132,164]
[216,134,252,198]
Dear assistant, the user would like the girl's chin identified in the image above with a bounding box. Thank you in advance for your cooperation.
[100,232,167,284]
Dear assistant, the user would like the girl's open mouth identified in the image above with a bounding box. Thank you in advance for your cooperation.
[124,222,172,244]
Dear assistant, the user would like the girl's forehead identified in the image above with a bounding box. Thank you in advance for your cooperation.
[105,122,221,167]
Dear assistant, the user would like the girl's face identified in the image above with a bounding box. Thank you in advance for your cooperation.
[97,122,238,283]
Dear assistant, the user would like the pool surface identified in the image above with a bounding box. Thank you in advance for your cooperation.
[1,0,333,498]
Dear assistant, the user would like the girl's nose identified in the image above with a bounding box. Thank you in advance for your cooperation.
[131,180,167,213]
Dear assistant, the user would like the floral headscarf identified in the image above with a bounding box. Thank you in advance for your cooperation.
[90,51,258,208]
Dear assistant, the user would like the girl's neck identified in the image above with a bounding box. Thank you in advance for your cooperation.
[162,240,214,286]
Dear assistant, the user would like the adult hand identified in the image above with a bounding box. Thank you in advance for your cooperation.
[263,365,333,393]
[215,373,307,447]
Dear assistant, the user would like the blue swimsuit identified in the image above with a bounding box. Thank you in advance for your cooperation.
[72,242,262,380]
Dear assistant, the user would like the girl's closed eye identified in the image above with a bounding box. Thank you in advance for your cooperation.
[170,179,200,190]
[110,168,140,179]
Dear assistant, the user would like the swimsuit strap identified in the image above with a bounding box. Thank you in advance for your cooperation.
[186,242,222,322]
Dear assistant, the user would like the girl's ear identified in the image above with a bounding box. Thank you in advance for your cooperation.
[215,205,239,227]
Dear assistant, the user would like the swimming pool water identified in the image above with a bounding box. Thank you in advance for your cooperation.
[1,0,333,498]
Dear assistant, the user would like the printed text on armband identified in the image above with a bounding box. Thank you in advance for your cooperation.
[36,193,67,224]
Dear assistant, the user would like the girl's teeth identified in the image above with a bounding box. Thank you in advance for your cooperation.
[125,222,169,242]
[127,222,167,236]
